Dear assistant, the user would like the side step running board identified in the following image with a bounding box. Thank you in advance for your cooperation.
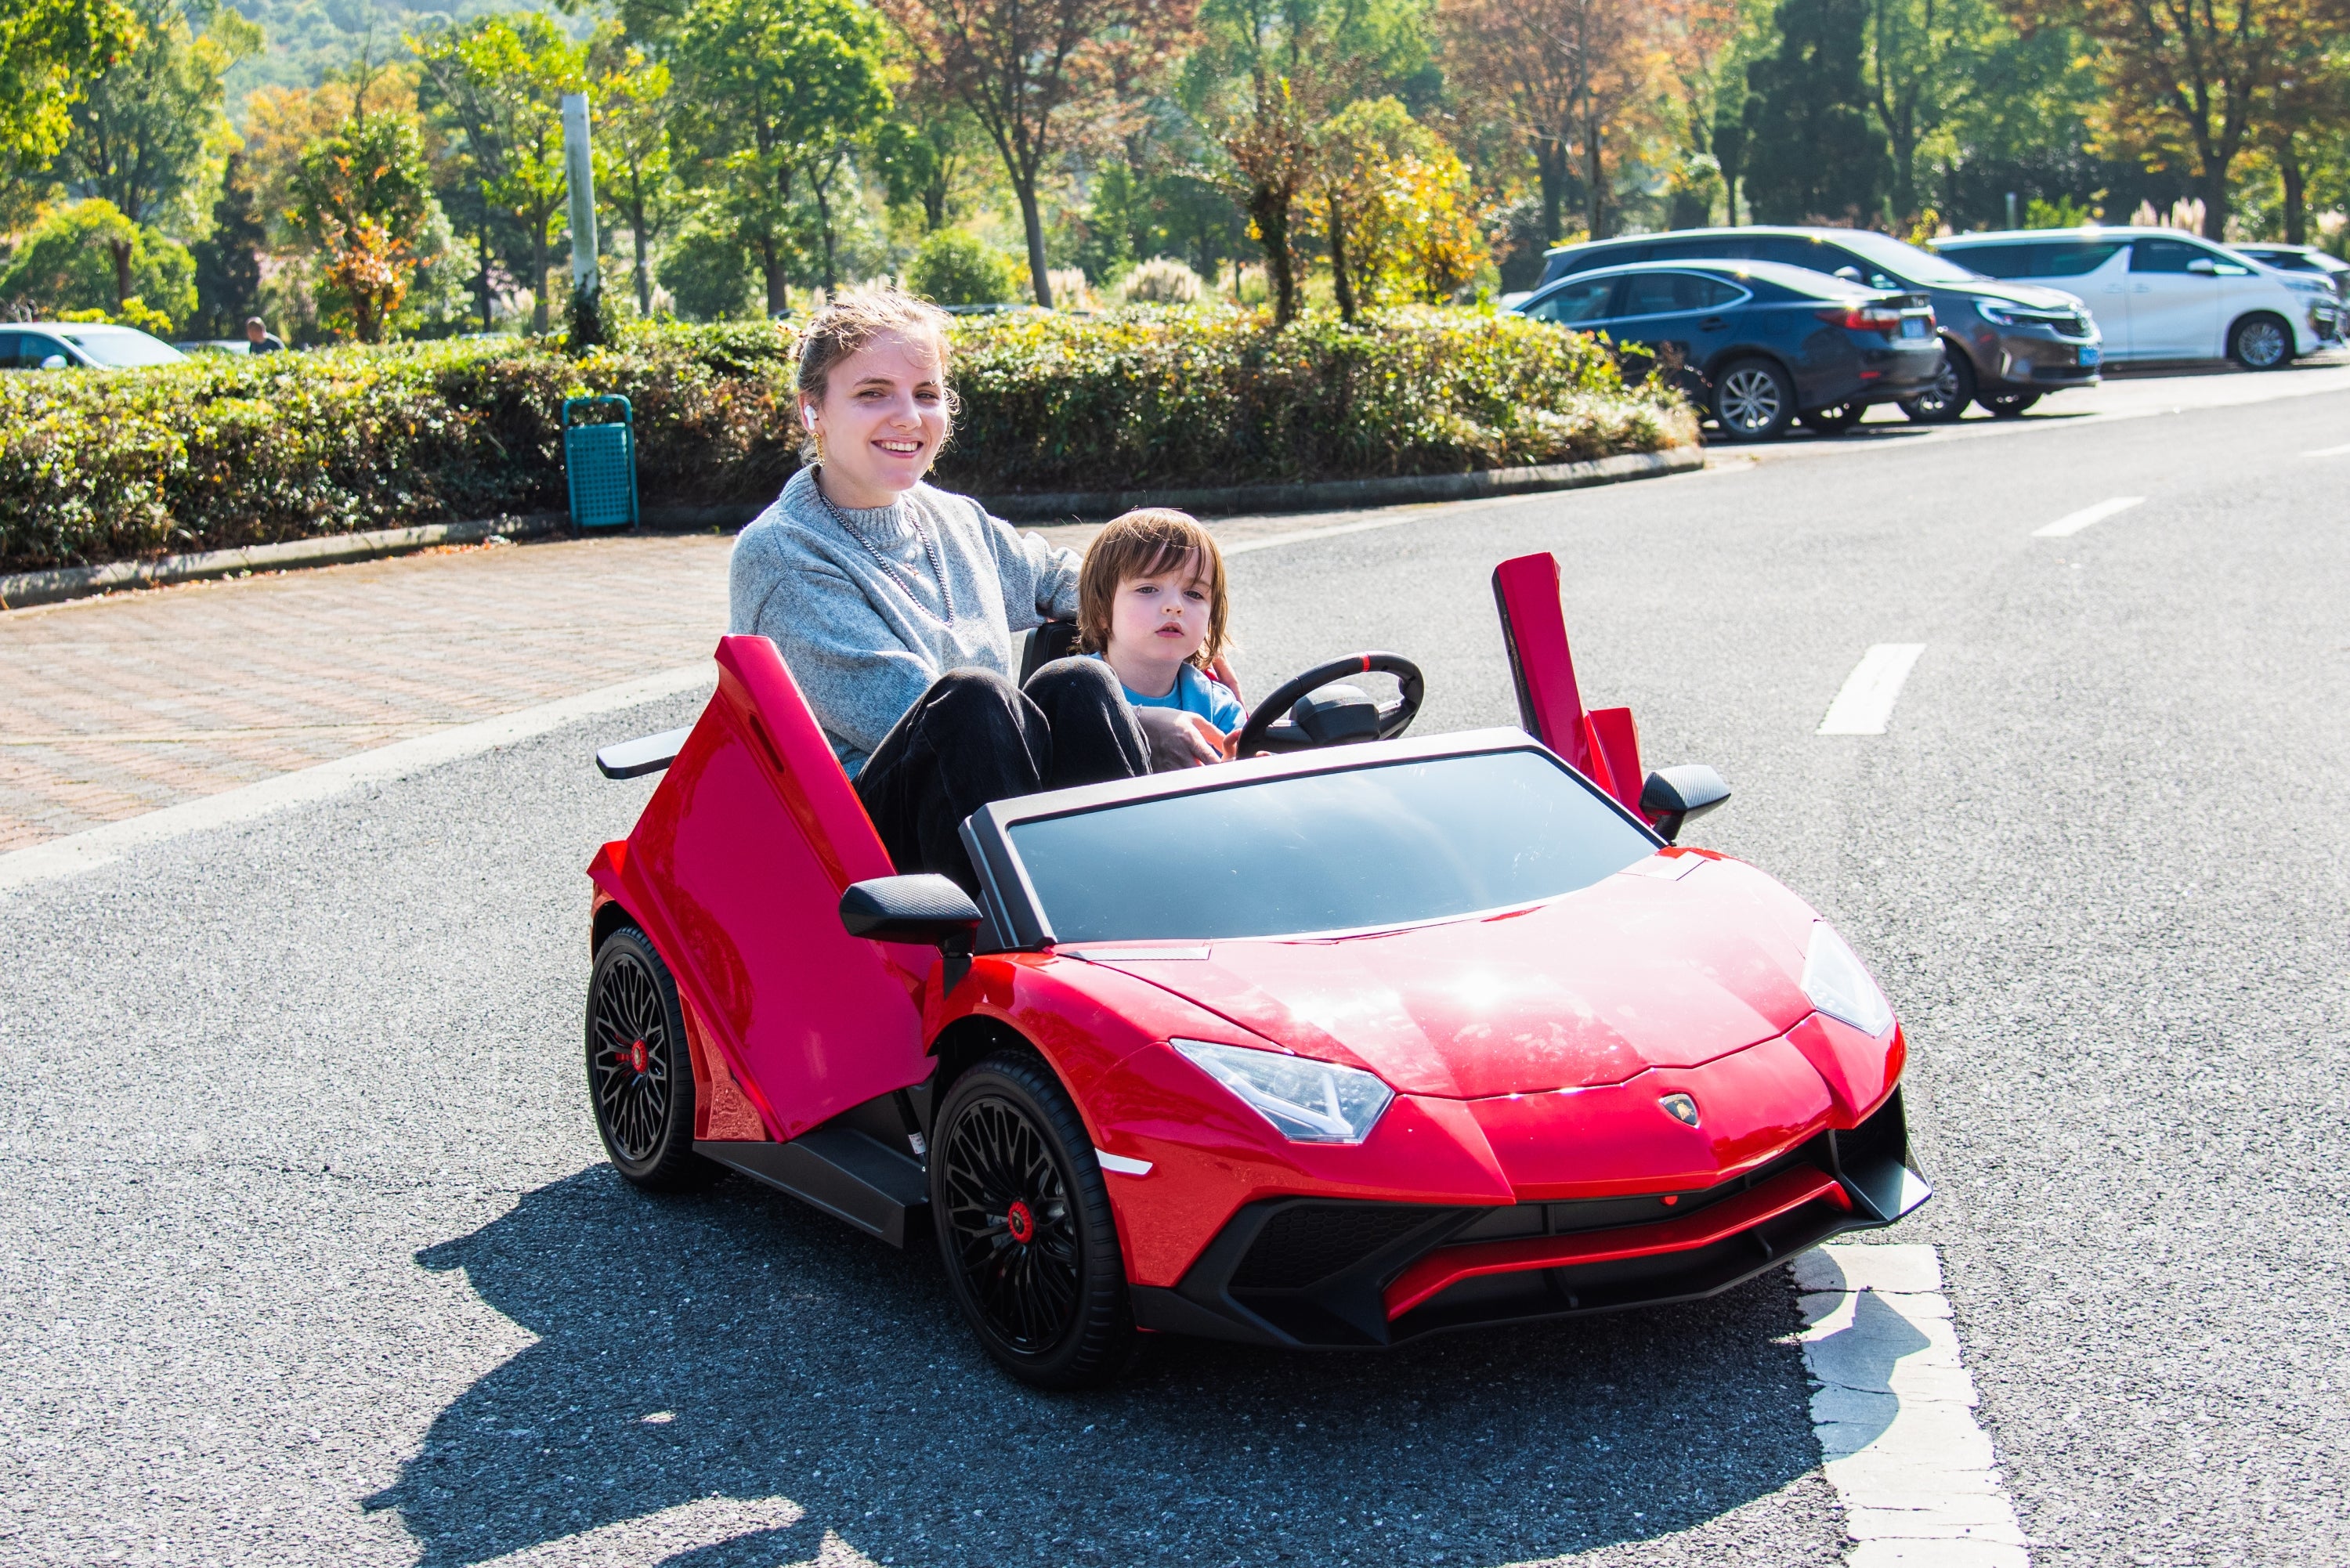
[696,1124,930,1248]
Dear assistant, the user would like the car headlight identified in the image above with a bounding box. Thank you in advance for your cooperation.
[1976,300,2070,328]
[1801,923,1895,1037]
[1172,1039,1394,1143]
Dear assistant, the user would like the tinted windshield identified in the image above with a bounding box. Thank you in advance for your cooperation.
[1008,750,1658,943]
[59,329,184,367]
[1833,229,1984,284]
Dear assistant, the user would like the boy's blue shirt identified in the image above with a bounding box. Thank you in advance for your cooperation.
[1093,655,1245,732]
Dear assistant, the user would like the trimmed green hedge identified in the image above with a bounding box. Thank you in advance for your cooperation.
[0,309,1691,574]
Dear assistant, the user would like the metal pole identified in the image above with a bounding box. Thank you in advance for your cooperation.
[562,92,598,300]
[2005,190,2018,229]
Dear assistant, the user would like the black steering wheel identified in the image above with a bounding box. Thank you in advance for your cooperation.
[1231,652,1424,757]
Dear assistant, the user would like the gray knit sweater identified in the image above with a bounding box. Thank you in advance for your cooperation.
[728,467,1082,778]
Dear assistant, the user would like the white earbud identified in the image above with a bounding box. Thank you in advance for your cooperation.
[802,405,816,431]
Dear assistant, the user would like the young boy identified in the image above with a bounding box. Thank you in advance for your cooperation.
[1078,509,1244,756]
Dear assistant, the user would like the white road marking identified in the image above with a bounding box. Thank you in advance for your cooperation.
[2031,495,2144,537]
[1797,1245,2026,1567]
[471,1496,880,1567]
[1819,645,1927,735]
[0,663,712,894]
[1222,513,1434,556]
[2303,441,2350,457]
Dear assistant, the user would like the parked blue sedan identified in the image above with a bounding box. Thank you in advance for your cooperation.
[1510,259,1946,439]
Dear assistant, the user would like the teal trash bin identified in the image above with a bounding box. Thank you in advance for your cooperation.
[563,395,638,529]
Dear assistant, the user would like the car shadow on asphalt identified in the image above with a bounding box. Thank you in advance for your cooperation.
[367,1166,1828,1567]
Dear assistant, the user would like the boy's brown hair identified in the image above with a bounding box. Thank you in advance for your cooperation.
[794,284,956,461]
[1078,508,1231,670]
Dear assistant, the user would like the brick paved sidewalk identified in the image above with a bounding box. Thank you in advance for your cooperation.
[0,533,750,853]
[0,521,1130,854]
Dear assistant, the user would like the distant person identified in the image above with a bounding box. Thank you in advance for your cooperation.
[244,317,285,355]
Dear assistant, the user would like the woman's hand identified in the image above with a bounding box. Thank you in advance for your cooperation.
[1209,655,1243,701]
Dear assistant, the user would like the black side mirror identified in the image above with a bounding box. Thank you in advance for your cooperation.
[1640,764,1731,844]
[840,874,982,989]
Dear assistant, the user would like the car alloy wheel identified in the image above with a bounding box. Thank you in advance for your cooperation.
[1712,359,1794,440]
[586,926,718,1190]
[1898,345,1975,423]
[931,1052,1133,1387]
[2230,314,2290,370]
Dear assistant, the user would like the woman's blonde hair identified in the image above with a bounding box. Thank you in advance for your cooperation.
[1078,508,1231,670]
[794,284,956,461]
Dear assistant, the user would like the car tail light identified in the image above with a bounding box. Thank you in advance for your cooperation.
[1817,306,1903,332]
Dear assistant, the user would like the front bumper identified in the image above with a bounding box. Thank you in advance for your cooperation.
[1129,1089,1930,1348]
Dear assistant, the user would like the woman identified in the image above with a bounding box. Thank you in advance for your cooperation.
[729,286,1221,892]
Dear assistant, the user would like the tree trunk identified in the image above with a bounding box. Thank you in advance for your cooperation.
[1248,182,1296,324]
[2280,139,2306,246]
[629,204,653,316]
[109,239,133,307]
[1726,175,1740,226]
[1584,114,1605,240]
[1014,176,1052,307]
[531,224,551,334]
[1328,193,1356,324]
[759,239,789,316]
[812,172,837,293]
[1535,145,1566,246]
[2199,165,2230,241]
[477,221,494,331]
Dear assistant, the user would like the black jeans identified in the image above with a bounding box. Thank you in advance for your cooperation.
[854,659,1148,894]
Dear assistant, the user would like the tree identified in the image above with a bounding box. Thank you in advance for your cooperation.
[415,14,588,334]
[0,197,194,325]
[2010,0,2350,239]
[1224,68,1311,320]
[1743,0,1888,223]
[1435,0,1663,244]
[880,0,1195,306]
[0,0,136,172]
[904,226,1024,302]
[1310,96,1418,320]
[56,0,259,228]
[291,105,436,342]
[668,0,893,309]
[588,27,679,316]
[191,150,264,334]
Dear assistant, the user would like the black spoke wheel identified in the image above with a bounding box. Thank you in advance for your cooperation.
[1898,342,1975,423]
[931,1053,1133,1388]
[587,926,719,1191]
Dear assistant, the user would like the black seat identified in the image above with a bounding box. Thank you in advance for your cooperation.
[1018,619,1083,685]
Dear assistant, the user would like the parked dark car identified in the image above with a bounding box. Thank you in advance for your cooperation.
[1512,259,1943,440]
[1538,226,2100,422]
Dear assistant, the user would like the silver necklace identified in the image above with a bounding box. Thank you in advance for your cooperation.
[812,468,956,622]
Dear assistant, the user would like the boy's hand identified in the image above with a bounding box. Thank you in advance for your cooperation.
[1136,706,1224,771]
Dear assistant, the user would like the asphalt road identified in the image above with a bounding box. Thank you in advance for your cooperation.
[5,378,2346,1566]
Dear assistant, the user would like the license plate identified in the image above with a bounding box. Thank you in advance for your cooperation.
[1900,316,1929,338]
[2079,345,2102,367]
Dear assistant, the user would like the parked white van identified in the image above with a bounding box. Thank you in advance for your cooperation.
[1933,226,2332,370]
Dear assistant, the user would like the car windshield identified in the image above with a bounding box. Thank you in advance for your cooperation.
[57,329,184,367]
[1007,749,1658,944]
[1832,229,1985,284]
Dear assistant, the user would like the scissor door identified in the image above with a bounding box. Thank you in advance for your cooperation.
[621,636,931,1140]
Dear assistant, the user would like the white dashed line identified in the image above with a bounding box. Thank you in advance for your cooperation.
[0,663,713,894]
[2303,442,2350,457]
[2030,495,2144,537]
[1797,1245,2026,1567]
[1819,645,1926,735]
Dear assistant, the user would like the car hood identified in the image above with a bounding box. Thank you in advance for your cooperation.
[1931,275,2085,311]
[1081,851,1824,1099]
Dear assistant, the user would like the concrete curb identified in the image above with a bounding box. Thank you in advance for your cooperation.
[0,512,572,611]
[970,444,1705,522]
[1,444,1702,610]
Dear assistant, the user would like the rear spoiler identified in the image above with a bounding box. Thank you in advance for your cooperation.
[595,726,692,779]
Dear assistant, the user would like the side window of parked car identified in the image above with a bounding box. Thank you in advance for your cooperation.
[2129,238,2206,273]
[1524,277,1621,324]
[1947,244,2026,277]
[1616,272,1742,316]
[0,332,20,369]
[2032,241,2125,276]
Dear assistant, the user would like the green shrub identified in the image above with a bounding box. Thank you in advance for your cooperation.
[0,309,1689,573]
[906,229,1025,306]
[0,199,199,332]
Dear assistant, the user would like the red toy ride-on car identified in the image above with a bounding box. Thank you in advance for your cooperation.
[583,551,1930,1387]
